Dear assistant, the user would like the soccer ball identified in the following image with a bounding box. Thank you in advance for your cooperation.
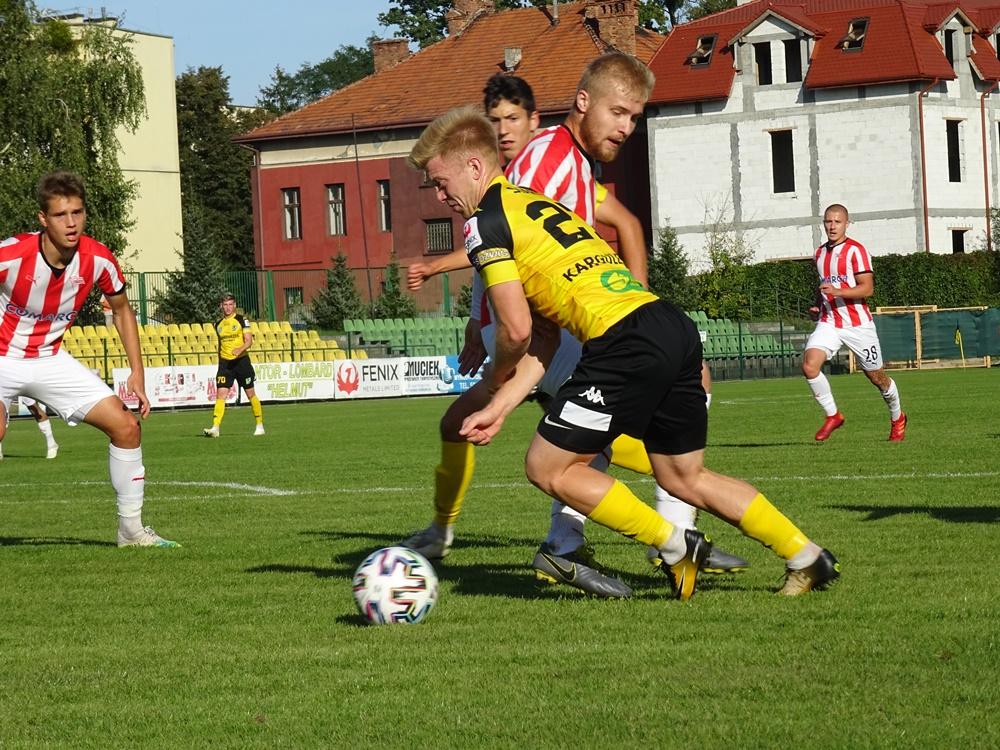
[352,546,439,625]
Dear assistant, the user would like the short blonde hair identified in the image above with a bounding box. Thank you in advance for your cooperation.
[408,106,500,171]
[578,52,655,102]
[824,203,850,220]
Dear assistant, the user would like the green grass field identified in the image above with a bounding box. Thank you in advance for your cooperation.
[1,368,998,748]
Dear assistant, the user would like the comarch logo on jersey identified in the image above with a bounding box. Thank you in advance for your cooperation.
[5,304,76,322]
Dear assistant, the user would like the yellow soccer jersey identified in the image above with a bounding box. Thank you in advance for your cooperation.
[215,313,251,361]
[465,176,657,343]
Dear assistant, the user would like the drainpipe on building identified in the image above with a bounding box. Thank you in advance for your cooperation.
[980,80,999,253]
[239,143,265,270]
[917,78,939,253]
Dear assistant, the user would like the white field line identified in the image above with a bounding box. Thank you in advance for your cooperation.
[0,470,996,504]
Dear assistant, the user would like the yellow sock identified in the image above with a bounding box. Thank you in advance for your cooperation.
[250,395,263,425]
[738,493,809,560]
[609,435,653,475]
[212,399,225,427]
[588,480,673,548]
[433,441,475,527]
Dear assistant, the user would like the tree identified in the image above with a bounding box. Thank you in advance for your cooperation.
[0,1,144,255]
[378,1,536,48]
[155,201,229,324]
[691,196,756,319]
[176,66,263,269]
[647,223,695,310]
[454,282,473,317]
[309,254,367,330]
[371,255,418,319]
[257,44,374,115]
[639,0,735,29]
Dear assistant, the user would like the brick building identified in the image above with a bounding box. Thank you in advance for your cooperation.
[646,0,1000,270]
[235,1,661,313]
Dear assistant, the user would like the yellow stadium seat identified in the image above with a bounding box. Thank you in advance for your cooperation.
[278,321,293,333]
[307,329,321,340]
[334,349,348,360]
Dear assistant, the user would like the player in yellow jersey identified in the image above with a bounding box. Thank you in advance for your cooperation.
[408,107,840,598]
[203,293,265,438]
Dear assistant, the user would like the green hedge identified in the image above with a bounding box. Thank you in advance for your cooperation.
[690,251,1000,320]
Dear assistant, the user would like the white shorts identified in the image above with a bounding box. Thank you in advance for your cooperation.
[480,323,583,398]
[0,349,115,425]
[805,320,884,371]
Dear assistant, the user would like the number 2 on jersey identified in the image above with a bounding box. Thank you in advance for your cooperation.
[526,200,595,250]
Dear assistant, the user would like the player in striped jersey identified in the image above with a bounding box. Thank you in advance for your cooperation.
[803,204,906,442]
[0,171,179,547]
[0,397,59,460]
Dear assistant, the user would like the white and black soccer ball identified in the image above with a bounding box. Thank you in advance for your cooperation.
[352,546,439,625]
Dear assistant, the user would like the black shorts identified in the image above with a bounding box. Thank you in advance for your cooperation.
[216,356,256,391]
[537,300,707,456]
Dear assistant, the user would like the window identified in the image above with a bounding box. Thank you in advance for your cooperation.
[282,188,301,240]
[947,119,962,182]
[770,130,795,193]
[284,287,304,307]
[784,39,803,83]
[840,19,868,52]
[995,33,1000,60]
[944,29,956,67]
[425,219,454,254]
[951,230,967,254]
[754,42,773,85]
[327,184,346,236]
[687,35,717,67]
[377,180,392,232]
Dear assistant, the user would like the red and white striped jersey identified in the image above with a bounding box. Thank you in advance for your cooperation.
[814,238,873,328]
[0,232,125,358]
[506,124,598,226]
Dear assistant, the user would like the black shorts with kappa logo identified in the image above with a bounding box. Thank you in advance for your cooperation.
[216,355,256,391]
[537,300,707,456]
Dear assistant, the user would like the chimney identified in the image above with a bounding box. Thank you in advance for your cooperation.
[371,38,411,73]
[586,1,638,56]
[446,0,493,36]
[504,47,522,72]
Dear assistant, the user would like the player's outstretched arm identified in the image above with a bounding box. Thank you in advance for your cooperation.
[406,250,472,291]
[459,315,558,445]
[109,292,150,418]
[595,191,647,288]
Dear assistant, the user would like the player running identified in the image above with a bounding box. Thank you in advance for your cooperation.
[803,204,906,442]
[402,57,747,598]
[0,171,178,547]
[409,106,840,598]
[0,396,59,460]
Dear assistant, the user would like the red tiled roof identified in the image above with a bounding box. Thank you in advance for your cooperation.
[649,0,1000,105]
[237,3,663,143]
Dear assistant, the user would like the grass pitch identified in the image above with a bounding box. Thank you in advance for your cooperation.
[1,368,998,748]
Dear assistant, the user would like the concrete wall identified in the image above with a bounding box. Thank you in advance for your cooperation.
[649,16,1000,270]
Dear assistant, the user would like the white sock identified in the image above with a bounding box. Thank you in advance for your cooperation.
[110,444,145,536]
[807,373,838,416]
[787,542,822,570]
[705,392,712,409]
[37,419,56,446]
[655,484,698,530]
[657,525,688,565]
[545,501,587,555]
[881,379,902,420]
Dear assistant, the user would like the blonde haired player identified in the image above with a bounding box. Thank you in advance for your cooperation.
[409,106,839,597]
